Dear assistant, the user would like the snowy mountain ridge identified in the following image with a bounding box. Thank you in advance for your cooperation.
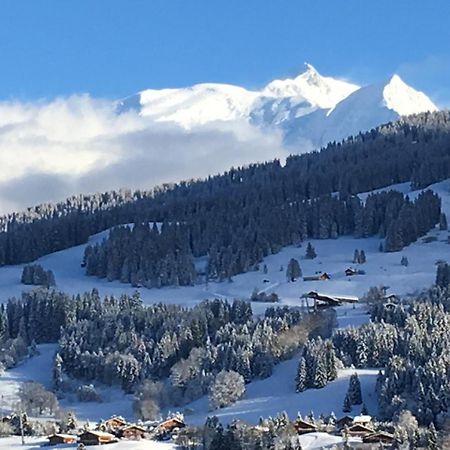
[117,63,438,149]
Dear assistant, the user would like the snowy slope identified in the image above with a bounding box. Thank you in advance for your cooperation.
[186,365,379,426]
[117,63,437,148]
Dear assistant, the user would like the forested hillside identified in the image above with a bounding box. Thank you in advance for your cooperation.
[0,111,448,275]
[2,289,334,409]
[83,190,440,286]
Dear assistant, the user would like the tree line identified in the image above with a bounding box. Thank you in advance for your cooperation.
[84,189,440,287]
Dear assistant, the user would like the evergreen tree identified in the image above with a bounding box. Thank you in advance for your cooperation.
[359,250,366,264]
[295,358,307,392]
[286,258,302,282]
[342,393,352,413]
[305,243,317,260]
[347,373,363,405]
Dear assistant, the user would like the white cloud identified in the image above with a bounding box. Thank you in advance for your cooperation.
[0,96,288,214]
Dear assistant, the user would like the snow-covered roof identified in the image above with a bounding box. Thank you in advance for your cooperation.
[353,415,372,424]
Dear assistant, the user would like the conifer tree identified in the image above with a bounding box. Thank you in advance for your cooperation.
[343,393,352,413]
[305,243,317,260]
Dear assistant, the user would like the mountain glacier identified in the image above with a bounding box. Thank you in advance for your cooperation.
[117,63,437,150]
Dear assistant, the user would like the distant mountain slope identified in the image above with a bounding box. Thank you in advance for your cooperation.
[117,64,437,148]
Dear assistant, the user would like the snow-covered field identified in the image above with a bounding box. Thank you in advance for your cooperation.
[0,436,177,450]
[0,179,449,434]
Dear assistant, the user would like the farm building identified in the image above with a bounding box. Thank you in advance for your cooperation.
[303,272,331,281]
[303,291,359,308]
[345,267,365,276]
[47,434,77,445]
[79,430,117,446]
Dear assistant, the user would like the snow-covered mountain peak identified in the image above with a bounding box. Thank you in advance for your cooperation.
[381,74,438,116]
[262,64,359,109]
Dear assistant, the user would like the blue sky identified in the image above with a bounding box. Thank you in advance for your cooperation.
[1,0,450,105]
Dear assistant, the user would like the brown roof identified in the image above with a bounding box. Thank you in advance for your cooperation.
[294,419,317,430]
[159,417,185,430]
[121,424,146,432]
[346,424,374,435]
[363,431,395,443]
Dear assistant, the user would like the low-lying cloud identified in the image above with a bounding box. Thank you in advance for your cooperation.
[0,95,288,214]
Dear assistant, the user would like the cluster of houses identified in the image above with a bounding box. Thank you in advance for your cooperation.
[47,414,185,446]
[294,414,395,447]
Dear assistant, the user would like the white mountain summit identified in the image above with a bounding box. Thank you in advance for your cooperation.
[117,64,438,150]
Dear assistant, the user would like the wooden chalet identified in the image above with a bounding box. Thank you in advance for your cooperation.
[345,423,374,437]
[293,418,318,435]
[79,430,117,446]
[119,424,146,440]
[345,268,359,276]
[384,293,400,304]
[158,417,186,432]
[362,431,395,445]
[336,415,354,430]
[47,434,77,445]
[303,272,331,282]
[104,415,126,429]
[353,415,372,426]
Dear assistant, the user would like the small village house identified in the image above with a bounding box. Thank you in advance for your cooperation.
[336,415,354,430]
[345,268,359,276]
[119,424,146,440]
[362,431,395,445]
[353,415,372,426]
[303,272,331,281]
[47,433,77,446]
[345,423,374,438]
[79,430,117,446]
[158,417,186,432]
[293,418,318,435]
[103,415,127,430]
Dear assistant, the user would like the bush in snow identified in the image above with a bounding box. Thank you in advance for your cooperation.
[208,370,245,410]
[0,421,13,437]
[77,384,101,402]
[18,382,58,416]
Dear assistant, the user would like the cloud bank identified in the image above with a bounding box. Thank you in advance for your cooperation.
[0,96,288,214]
